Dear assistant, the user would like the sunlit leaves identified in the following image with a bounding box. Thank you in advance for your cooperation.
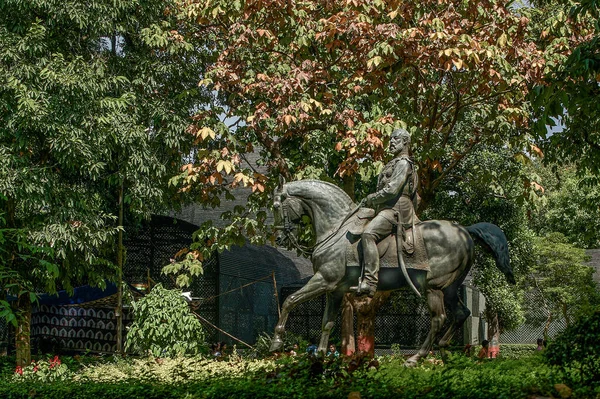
[174,0,557,218]
[125,284,205,357]
[528,0,599,176]
[0,0,211,334]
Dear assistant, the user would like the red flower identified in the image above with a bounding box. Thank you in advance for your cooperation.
[15,366,23,375]
[49,355,61,369]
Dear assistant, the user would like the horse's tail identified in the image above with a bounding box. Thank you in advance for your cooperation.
[466,222,515,284]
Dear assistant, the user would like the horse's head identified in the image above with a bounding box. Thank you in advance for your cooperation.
[273,182,307,247]
[272,178,355,250]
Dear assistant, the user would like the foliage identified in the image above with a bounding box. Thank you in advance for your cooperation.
[161,251,204,288]
[12,356,71,383]
[75,355,275,384]
[125,284,205,357]
[0,0,211,362]
[0,356,576,398]
[527,164,600,248]
[528,0,600,178]
[545,306,600,388]
[2,354,597,399]
[168,0,565,259]
[496,344,538,360]
[526,233,599,327]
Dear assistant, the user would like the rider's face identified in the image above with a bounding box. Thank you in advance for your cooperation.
[390,135,405,155]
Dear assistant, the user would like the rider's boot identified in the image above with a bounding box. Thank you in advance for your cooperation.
[356,263,378,297]
[353,234,379,297]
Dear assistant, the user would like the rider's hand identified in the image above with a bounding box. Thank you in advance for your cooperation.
[365,194,376,207]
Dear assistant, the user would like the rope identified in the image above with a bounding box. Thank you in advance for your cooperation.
[192,311,253,349]
[191,274,274,302]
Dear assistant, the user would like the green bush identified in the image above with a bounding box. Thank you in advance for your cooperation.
[545,306,600,387]
[2,352,598,398]
[0,355,569,399]
[497,344,538,359]
[74,355,275,383]
[12,356,71,383]
[0,355,16,378]
[125,284,205,357]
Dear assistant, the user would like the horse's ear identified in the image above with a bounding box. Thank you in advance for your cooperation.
[278,175,286,190]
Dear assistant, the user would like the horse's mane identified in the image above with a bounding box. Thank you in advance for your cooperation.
[284,179,354,208]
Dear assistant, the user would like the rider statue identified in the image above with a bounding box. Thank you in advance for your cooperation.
[354,128,418,297]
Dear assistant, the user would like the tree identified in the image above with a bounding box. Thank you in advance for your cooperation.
[0,0,210,364]
[166,0,564,354]
[527,233,598,332]
[527,163,600,249]
[174,0,551,229]
[528,0,600,177]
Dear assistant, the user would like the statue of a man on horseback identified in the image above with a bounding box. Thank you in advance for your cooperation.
[270,173,515,363]
[353,128,419,297]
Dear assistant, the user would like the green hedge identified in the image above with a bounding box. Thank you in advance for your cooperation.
[1,356,592,399]
[2,351,600,399]
[496,344,538,359]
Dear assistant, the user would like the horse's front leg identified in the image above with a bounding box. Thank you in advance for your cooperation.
[270,272,328,352]
[405,288,446,367]
[317,289,345,354]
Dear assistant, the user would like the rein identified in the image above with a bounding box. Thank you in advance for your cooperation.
[275,196,353,257]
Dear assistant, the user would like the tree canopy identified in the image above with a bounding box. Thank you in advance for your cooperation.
[166,0,567,257]
[529,0,600,177]
[0,0,211,363]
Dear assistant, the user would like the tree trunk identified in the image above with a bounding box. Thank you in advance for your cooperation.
[340,294,355,355]
[562,303,570,327]
[486,311,500,358]
[353,292,390,356]
[15,294,32,367]
[543,311,553,341]
[115,181,124,354]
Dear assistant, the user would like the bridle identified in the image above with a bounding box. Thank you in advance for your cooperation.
[273,195,315,257]
[273,194,351,257]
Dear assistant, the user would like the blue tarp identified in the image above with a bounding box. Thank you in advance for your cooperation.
[7,282,118,306]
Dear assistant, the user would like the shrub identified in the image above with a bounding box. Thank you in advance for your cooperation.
[545,306,600,387]
[75,355,276,384]
[12,356,71,383]
[125,284,205,357]
[497,344,538,359]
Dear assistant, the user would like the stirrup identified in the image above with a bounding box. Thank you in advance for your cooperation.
[350,280,376,297]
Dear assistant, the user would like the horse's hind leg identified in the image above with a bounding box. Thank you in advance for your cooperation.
[405,289,446,367]
[270,272,328,352]
[439,287,471,349]
[318,289,345,354]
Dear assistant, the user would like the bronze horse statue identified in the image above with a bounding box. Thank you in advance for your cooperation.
[270,179,515,365]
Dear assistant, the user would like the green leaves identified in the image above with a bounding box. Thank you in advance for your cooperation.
[545,307,600,387]
[527,232,598,326]
[125,284,205,357]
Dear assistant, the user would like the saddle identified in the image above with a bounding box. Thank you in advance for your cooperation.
[344,208,430,271]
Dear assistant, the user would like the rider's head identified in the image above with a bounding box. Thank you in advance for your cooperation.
[390,128,411,155]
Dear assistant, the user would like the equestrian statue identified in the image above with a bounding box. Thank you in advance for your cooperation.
[270,128,516,366]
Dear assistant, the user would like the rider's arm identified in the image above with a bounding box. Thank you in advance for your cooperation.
[368,159,410,205]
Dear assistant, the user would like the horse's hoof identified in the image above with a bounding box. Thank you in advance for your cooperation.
[403,356,419,367]
[269,339,283,352]
[403,360,417,367]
